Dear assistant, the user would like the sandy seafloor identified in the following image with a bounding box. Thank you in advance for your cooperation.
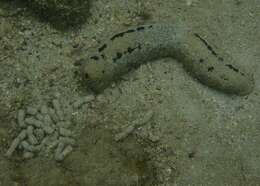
[0,0,259,185]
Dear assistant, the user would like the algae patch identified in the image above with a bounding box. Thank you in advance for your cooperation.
[24,0,90,28]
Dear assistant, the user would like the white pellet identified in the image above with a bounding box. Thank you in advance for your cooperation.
[26,107,38,115]
[34,128,45,141]
[54,142,65,159]
[73,95,95,109]
[56,121,66,128]
[134,110,154,127]
[21,141,41,152]
[28,134,38,145]
[114,125,135,142]
[48,140,59,150]
[59,127,73,137]
[63,102,73,120]
[40,105,49,115]
[52,99,64,121]
[17,109,26,128]
[43,115,53,126]
[48,108,59,123]
[27,126,38,145]
[55,145,73,161]
[41,136,50,146]
[59,137,75,145]
[42,125,54,134]
[17,129,27,140]
[21,141,34,152]
[5,138,20,157]
[36,113,44,121]
[25,117,43,128]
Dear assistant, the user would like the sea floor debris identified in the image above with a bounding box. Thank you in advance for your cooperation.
[5,95,95,161]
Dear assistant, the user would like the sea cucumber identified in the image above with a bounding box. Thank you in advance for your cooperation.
[80,23,254,95]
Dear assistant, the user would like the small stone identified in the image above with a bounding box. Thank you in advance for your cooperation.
[23,151,34,159]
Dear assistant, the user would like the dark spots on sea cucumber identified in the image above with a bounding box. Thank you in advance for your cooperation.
[112,52,123,63]
[102,70,105,74]
[110,29,135,40]
[136,26,145,31]
[148,25,153,28]
[127,47,135,53]
[90,56,99,60]
[218,57,224,62]
[98,44,107,52]
[199,58,204,63]
[113,44,142,63]
[225,64,239,72]
[207,66,214,72]
[188,151,196,159]
[85,73,89,79]
[116,52,122,59]
[194,33,218,57]
[101,54,105,59]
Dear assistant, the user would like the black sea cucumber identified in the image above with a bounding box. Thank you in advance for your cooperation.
[79,23,254,95]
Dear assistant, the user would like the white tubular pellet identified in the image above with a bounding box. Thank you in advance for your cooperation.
[36,113,44,121]
[48,140,59,150]
[73,95,95,109]
[52,99,64,121]
[43,115,53,126]
[25,117,43,128]
[17,109,26,128]
[134,110,154,127]
[57,121,71,128]
[42,125,55,134]
[114,125,135,142]
[23,151,34,159]
[41,136,50,146]
[26,107,38,115]
[59,128,73,137]
[21,141,41,152]
[27,126,38,145]
[54,142,65,159]
[18,129,27,140]
[5,138,20,157]
[55,145,73,161]
[40,105,49,115]
[34,128,45,141]
[59,137,75,145]
[21,141,34,152]
[63,102,73,120]
[48,108,59,123]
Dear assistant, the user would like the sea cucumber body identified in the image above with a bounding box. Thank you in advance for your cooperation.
[81,24,254,95]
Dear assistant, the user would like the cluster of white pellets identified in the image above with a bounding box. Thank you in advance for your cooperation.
[5,95,95,161]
